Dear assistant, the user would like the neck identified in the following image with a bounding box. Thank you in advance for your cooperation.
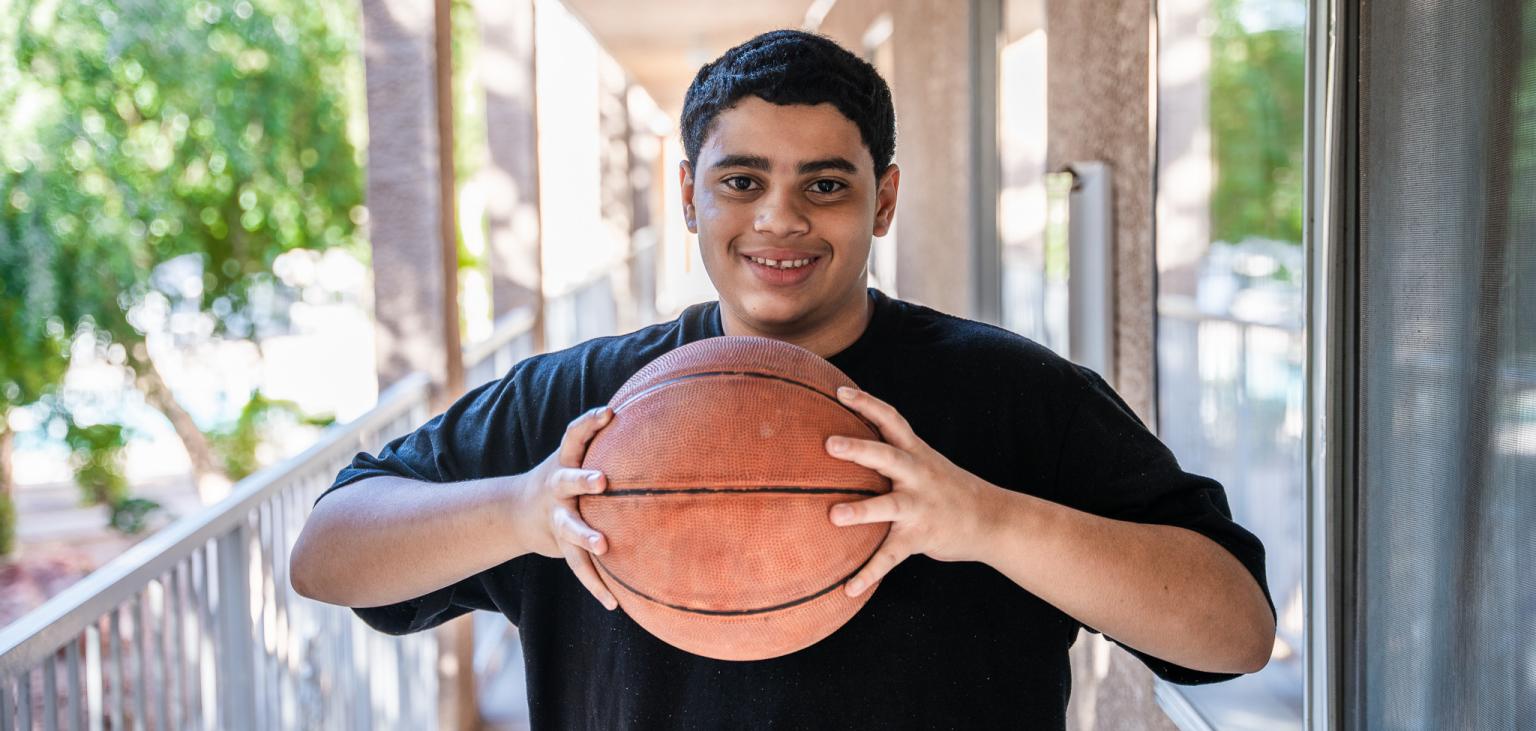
[719,289,873,358]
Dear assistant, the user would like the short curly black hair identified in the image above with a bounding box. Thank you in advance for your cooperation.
[681,29,897,175]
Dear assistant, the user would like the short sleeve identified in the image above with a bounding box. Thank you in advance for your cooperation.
[308,370,537,635]
[1052,365,1276,685]
[351,573,502,636]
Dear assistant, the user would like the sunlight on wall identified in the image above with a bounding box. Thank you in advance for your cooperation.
[534,0,622,298]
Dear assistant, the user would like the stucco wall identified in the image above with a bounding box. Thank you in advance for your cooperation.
[818,0,978,318]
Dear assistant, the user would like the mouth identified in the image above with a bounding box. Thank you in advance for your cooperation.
[740,252,823,286]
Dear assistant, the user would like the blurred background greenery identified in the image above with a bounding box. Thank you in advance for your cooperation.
[0,0,1305,559]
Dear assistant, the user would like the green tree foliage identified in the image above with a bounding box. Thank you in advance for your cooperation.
[63,420,132,507]
[62,418,164,534]
[4,0,367,341]
[0,490,14,556]
[1,0,365,512]
[208,388,334,480]
[1209,0,1307,247]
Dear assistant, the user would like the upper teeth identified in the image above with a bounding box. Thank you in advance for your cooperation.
[750,256,813,269]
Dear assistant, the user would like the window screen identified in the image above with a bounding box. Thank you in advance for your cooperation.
[1355,1,1536,727]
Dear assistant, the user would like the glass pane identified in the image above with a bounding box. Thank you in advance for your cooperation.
[1154,0,1307,726]
[999,0,1061,348]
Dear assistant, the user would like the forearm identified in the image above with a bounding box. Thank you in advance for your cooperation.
[974,487,1275,675]
[290,473,530,608]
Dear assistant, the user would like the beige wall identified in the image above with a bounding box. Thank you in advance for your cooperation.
[1045,0,1158,424]
[817,0,980,318]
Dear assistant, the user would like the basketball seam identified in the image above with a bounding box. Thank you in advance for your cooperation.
[595,486,884,497]
[593,526,889,617]
[609,370,882,435]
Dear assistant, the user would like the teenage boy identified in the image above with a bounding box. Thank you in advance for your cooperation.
[292,29,1275,729]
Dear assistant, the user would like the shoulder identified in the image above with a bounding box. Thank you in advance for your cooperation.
[885,296,1093,392]
[506,316,690,401]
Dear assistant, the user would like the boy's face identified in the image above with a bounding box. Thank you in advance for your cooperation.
[681,96,898,344]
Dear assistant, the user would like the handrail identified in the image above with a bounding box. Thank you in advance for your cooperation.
[0,372,432,676]
[462,307,537,371]
[1158,294,1304,331]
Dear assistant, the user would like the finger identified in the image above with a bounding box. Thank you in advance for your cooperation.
[825,436,916,479]
[835,387,921,450]
[552,505,607,555]
[829,493,905,527]
[559,406,613,467]
[560,540,618,610]
[551,467,607,498]
[845,539,910,598]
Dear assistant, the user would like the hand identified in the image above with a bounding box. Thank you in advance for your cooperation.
[824,387,1002,597]
[513,405,618,610]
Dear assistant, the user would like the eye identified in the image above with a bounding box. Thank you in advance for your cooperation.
[723,175,758,192]
[809,179,847,195]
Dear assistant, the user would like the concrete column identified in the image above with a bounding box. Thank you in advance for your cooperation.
[1045,3,1175,731]
[475,0,545,345]
[1044,0,1158,423]
[817,0,981,319]
[359,0,462,398]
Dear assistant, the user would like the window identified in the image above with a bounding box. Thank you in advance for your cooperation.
[998,0,1064,350]
[1154,0,1307,726]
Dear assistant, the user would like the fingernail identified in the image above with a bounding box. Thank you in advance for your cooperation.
[587,472,602,484]
[831,505,852,524]
[605,598,618,611]
[598,407,612,423]
[837,386,856,401]
[826,436,847,453]
[846,579,865,596]
[588,534,602,547]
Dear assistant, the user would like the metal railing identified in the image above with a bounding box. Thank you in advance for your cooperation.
[0,303,542,731]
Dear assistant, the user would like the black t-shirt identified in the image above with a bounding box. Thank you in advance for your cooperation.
[315,288,1274,729]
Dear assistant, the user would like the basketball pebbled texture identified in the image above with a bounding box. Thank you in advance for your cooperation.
[578,335,892,661]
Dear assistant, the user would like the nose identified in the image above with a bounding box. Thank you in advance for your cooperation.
[753,187,811,238]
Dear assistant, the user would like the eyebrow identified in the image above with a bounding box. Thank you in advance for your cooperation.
[709,154,860,176]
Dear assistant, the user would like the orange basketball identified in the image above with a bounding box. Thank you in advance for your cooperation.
[578,335,891,661]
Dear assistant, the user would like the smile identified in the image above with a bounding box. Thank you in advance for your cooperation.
[740,253,822,286]
[747,256,817,269]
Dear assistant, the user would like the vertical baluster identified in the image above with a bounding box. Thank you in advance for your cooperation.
[1,673,11,731]
[253,502,269,731]
[86,620,103,731]
[267,498,281,731]
[290,484,308,729]
[133,594,148,731]
[169,565,186,731]
[272,492,289,731]
[155,578,170,731]
[18,671,31,730]
[67,638,82,731]
[109,608,123,731]
[217,517,257,731]
[185,552,200,731]
[199,542,216,731]
[43,653,58,731]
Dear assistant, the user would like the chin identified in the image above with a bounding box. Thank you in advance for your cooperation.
[733,291,818,331]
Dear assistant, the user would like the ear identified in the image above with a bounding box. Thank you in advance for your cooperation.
[679,160,697,233]
[872,163,901,237]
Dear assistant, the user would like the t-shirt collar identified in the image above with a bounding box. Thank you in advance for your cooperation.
[694,287,893,371]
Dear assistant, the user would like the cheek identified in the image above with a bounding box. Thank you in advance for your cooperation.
[814,208,874,257]
[695,195,748,239]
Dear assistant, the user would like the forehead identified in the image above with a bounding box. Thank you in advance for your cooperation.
[699,97,873,171]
